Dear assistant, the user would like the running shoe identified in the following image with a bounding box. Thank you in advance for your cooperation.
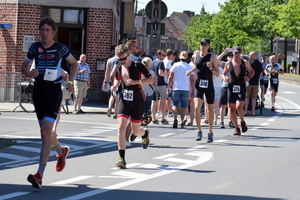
[207,133,213,143]
[113,115,117,119]
[241,121,248,133]
[228,121,235,128]
[220,122,225,128]
[130,133,137,142]
[107,108,111,117]
[142,129,150,149]
[271,106,275,112]
[152,119,159,124]
[195,131,202,141]
[56,146,70,172]
[173,119,178,128]
[161,119,169,125]
[233,128,241,136]
[115,157,126,169]
[167,112,173,117]
[27,172,42,189]
[77,109,86,114]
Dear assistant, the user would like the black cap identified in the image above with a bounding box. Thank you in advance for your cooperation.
[232,46,242,53]
[201,38,210,44]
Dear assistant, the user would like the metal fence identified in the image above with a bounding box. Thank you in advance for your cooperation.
[0,71,29,112]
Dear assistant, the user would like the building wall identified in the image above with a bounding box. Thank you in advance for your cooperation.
[0,1,121,102]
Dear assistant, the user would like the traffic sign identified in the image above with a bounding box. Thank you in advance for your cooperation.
[145,0,168,20]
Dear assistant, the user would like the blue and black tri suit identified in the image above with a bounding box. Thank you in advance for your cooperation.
[26,41,72,123]
[116,61,151,123]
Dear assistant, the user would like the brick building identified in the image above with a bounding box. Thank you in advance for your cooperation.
[0,0,130,102]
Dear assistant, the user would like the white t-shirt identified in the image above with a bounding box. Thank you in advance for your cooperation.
[142,70,155,96]
[163,58,172,83]
[292,52,298,62]
[213,66,223,88]
[170,61,193,91]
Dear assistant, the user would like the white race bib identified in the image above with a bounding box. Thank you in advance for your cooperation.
[272,78,278,84]
[44,69,58,81]
[199,79,208,88]
[233,85,241,93]
[123,89,134,101]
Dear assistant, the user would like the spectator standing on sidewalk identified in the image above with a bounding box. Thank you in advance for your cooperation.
[291,51,298,74]
[244,52,262,116]
[73,54,90,114]
[21,17,78,189]
[168,51,195,128]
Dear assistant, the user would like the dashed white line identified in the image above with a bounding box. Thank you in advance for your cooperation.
[158,133,176,137]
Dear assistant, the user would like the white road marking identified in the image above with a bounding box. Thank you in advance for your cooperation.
[153,153,178,159]
[7,145,40,153]
[112,171,148,178]
[51,176,93,185]
[282,91,296,94]
[0,192,29,200]
[260,123,269,126]
[164,157,194,164]
[158,133,175,137]
[111,163,142,170]
[60,151,213,200]
[139,163,161,169]
[187,145,206,150]
[268,119,276,122]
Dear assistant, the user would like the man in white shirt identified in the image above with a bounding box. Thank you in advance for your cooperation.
[290,51,299,74]
[168,51,195,129]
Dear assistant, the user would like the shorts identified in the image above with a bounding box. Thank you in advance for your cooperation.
[269,81,279,92]
[171,90,189,108]
[74,80,88,98]
[292,61,297,67]
[33,83,62,123]
[220,87,228,105]
[260,79,269,89]
[214,86,222,100]
[228,84,246,104]
[154,85,168,100]
[195,80,215,104]
[117,90,144,123]
[246,85,259,99]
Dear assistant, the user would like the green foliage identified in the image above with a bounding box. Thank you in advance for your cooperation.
[184,0,298,54]
[0,139,16,149]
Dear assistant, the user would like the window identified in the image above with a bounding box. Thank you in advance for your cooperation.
[64,9,79,24]
[49,8,61,23]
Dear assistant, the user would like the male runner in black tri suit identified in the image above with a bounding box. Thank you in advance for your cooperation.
[222,46,254,136]
[110,44,153,168]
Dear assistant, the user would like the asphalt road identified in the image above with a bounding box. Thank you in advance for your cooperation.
[0,81,300,200]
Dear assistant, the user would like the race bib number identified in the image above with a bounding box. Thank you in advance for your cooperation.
[44,69,57,81]
[199,79,208,88]
[232,85,241,93]
[272,78,278,84]
[123,89,134,101]
[264,75,269,81]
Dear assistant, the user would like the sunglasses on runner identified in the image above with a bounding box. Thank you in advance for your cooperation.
[118,54,128,62]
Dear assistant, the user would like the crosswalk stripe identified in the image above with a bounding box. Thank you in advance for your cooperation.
[0,192,29,200]
[187,145,206,150]
[9,145,40,153]
[159,133,175,137]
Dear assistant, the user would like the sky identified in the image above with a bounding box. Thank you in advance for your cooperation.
[136,0,227,16]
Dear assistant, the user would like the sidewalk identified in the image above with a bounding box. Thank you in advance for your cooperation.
[0,102,108,114]
[1,75,299,114]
